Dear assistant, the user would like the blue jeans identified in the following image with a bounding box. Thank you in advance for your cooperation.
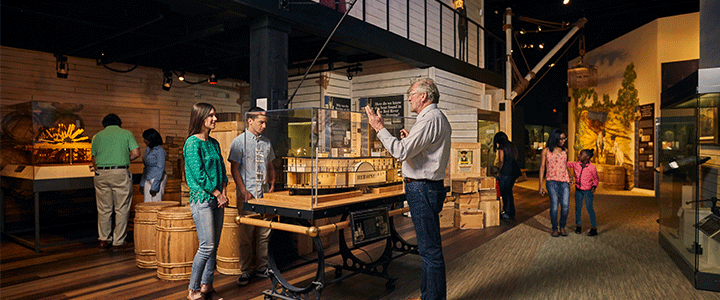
[498,175,515,218]
[546,180,569,231]
[405,180,446,300]
[188,198,224,291]
[575,189,597,227]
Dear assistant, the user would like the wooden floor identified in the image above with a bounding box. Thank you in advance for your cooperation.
[0,187,549,300]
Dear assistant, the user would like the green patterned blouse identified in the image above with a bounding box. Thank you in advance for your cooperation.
[183,135,228,203]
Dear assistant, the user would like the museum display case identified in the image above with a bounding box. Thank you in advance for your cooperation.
[241,107,410,205]
[1,101,95,181]
[658,92,720,292]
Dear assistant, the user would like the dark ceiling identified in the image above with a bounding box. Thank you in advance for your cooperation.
[0,0,381,82]
[1,0,700,125]
[483,0,699,125]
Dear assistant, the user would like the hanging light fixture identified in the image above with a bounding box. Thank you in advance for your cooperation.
[162,71,173,91]
[178,72,186,81]
[56,54,69,78]
[208,74,217,85]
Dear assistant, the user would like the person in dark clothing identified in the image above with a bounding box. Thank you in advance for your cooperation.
[493,131,519,220]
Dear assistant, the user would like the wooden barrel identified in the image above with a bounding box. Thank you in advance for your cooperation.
[156,206,198,281]
[134,201,179,269]
[216,209,242,275]
[598,165,625,190]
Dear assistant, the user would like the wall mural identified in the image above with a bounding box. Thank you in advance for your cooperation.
[572,63,639,189]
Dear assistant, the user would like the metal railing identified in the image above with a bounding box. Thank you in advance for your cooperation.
[323,0,505,75]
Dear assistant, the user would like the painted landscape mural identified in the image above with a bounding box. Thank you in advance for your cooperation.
[572,63,639,189]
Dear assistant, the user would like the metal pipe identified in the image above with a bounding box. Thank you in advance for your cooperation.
[510,18,587,100]
[235,207,410,237]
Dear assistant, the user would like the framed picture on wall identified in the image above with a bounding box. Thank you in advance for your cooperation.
[699,107,718,144]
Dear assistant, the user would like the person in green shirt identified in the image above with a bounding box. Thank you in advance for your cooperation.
[184,102,228,300]
[91,113,140,251]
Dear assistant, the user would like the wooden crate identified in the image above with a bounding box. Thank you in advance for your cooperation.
[480,200,500,227]
[452,178,479,194]
[439,202,456,228]
[479,177,496,189]
[454,209,484,229]
[454,202,479,210]
[478,189,497,201]
[454,192,480,205]
[293,233,314,256]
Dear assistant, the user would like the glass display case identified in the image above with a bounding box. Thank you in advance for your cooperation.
[244,108,411,207]
[1,101,94,180]
[478,119,498,173]
[658,92,720,292]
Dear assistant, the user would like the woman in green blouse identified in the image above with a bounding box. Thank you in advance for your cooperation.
[184,102,229,300]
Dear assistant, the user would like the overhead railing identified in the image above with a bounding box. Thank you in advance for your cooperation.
[320,0,505,76]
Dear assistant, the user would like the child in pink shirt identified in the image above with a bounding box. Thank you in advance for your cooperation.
[567,149,599,236]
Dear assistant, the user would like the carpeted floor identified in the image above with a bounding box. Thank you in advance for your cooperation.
[382,184,720,300]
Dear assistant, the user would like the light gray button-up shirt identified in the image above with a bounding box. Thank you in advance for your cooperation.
[376,104,452,181]
[228,130,275,199]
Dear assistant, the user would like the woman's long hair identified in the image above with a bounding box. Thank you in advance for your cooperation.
[188,102,215,136]
[493,131,518,160]
[546,129,567,152]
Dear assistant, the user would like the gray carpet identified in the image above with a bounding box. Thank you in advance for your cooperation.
[382,188,720,300]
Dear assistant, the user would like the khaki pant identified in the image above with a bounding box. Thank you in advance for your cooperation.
[239,210,271,273]
[94,169,132,246]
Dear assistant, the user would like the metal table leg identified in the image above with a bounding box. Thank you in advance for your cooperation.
[263,232,326,300]
[35,191,40,253]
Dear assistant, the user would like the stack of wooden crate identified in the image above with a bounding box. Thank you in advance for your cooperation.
[163,136,183,180]
[448,177,501,229]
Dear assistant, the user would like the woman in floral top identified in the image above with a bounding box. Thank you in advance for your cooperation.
[539,129,573,237]
[184,102,228,300]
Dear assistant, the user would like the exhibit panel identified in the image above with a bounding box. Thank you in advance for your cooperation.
[658,93,720,291]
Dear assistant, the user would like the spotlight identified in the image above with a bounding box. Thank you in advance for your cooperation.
[56,54,68,78]
[519,29,526,34]
[162,71,173,91]
[538,26,542,32]
[209,74,217,85]
[178,72,185,81]
[539,44,545,49]
[563,0,570,4]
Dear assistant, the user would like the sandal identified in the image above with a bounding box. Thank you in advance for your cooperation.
[187,293,204,300]
[202,290,224,300]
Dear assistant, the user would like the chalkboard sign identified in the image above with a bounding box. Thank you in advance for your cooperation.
[324,96,351,111]
[367,95,404,116]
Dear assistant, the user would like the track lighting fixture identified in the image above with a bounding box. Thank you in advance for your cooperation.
[209,74,217,85]
[178,72,186,81]
[162,71,173,91]
[56,54,69,78]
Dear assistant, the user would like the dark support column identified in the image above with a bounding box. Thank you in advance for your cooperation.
[250,15,289,110]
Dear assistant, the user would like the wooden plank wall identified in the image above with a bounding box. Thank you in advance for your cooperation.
[446,110,478,143]
[287,73,322,109]
[0,46,247,156]
[699,145,720,200]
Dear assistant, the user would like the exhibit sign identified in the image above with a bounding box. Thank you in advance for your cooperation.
[635,103,655,190]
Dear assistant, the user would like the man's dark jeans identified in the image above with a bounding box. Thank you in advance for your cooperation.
[405,180,446,300]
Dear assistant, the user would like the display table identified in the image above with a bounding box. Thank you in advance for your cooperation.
[239,186,415,300]
[1,164,96,253]
[1,163,143,253]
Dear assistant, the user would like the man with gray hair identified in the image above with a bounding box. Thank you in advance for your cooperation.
[365,77,451,300]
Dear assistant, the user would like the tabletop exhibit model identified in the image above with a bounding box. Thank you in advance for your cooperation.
[236,107,418,300]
